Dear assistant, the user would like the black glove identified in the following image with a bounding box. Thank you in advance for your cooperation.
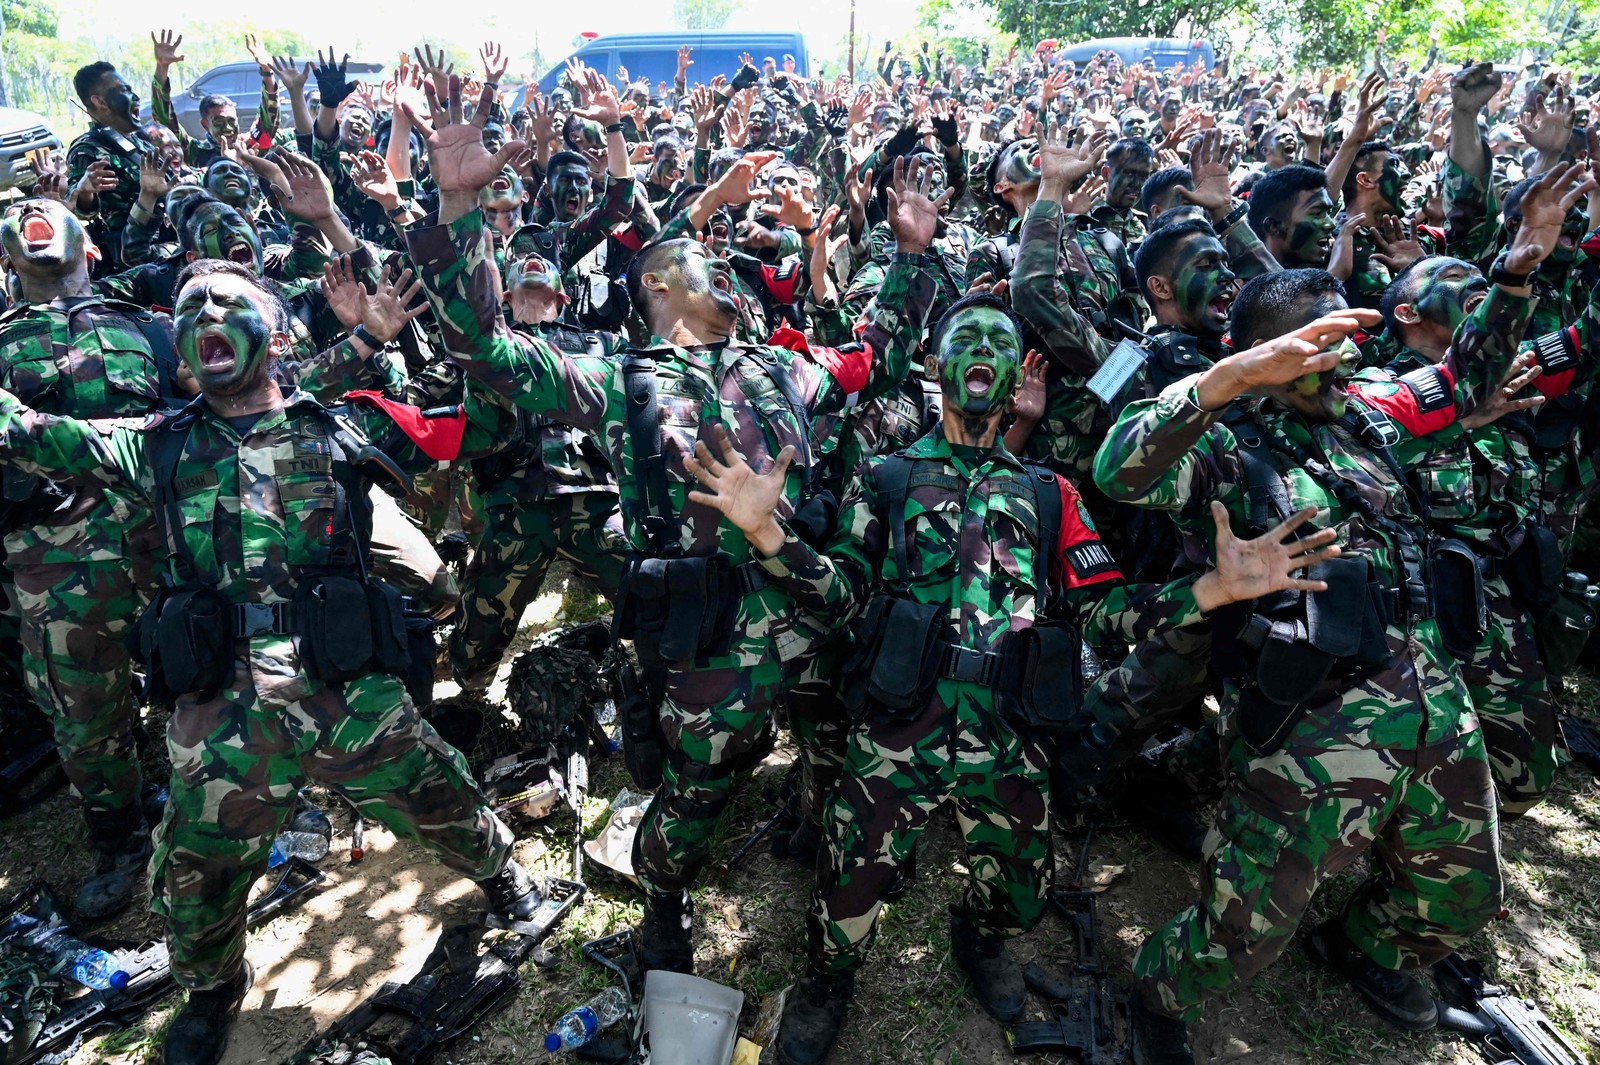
[315,49,353,109]
[823,104,849,137]
[882,123,920,160]
[932,111,959,147]
[730,63,762,92]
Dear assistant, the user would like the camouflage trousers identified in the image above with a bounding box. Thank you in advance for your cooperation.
[779,640,852,829]
[808,683,1052,974]
[403,464,483,541]
[1469,578,1560,819]
[1133,675,1502,1020]
[7,494,156,819]
[149,640,513,989]
[449,493,626,690]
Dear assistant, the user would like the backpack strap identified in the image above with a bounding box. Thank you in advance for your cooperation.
[1027,465,1061,607]
[874,454,913,579]
[622,355,679,556]
[146,399,205,586]
[120,308,183,400]
[1231,418,1296,534]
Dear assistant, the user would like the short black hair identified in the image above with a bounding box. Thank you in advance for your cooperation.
[1501,172,1541,224]
[1106,138,1155,169]
[174,259,291,331]
[74,62,117,106]
[1133,218,1216,301]
[1247,165,1327,239]
[1140,166,1192,216]
[707,146,746,182]
[546,150,591,177]
[1148,205,1208,231]
[198,94,234,119]
[928,291,1020,357]
[983,137,1028,215]
[1231,268,1347,349]
[1258,121,1301,160]
[1343,141,1392,205]
[626,238,694,332]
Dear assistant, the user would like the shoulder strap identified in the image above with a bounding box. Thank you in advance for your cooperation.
[1028,465,1061,606]
[733,347,819,493]
[147,401,204,585]
[874,454,913,579]
[318,407,381,578]
[622,356,678,556]
[121,309,183,400]
[1231,418,1296,533]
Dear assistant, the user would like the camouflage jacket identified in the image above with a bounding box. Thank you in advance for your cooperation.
[66,125,156,267]
[1093,286,1534,745]
[1087,203,1148,247]
[0,385,510,604]
[814,372,943,498]
[151,72,280,169]
[405,206,934,568]
[755,425,1207,656]
[527,176,638,277]
[843,219,975,326]
[471,320,623,506]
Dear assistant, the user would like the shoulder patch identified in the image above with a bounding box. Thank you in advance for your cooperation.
[1076,499,1095,531]
[1364,381,1400,397]
[1397,365,1452,413]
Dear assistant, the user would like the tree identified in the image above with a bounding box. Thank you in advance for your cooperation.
[673,0,743,31]
[984,0,1235,49]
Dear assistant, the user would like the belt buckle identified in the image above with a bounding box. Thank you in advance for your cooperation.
[237,602,275,637]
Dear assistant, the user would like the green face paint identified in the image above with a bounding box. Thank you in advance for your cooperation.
[1376,154,1410,213]
[1283,338,1360,421]
[935,306,1023,424]
[1107,158,1151,209]
[173,273,276,397]
[185,202,263,272]
[203,160,252,207]
[995,139,1040,194]
[549,164,592,222]
[205,110,239,143]
[0,199,90,278]
[1167,234,1236,340]
[339,107,372,149]
[478,165,526,211]
[1553,206,1587,265]
[1282,187,1337,267]
[505,252,563,295]
[1411,258,1487,335]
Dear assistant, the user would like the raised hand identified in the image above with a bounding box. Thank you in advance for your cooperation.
[413,45,454,101]
[273,56,312,95]
[760,183,816,231]
[1062,174,1107,215]
[1370,215,1425,272]
[1518,86,1575,158]
[684,424,793,556]
[1173,127,1231,218]
[808,204,847,303]
[677,45,694,82]
[1506,161,1595,273]
[885,155,951,254]
[152,29,186,77]
[74,160,119,202]
[705,150,780,207]
[480,41,508,87]
[320,254,366,330]
[138,152,174,201]
[1452,61,1503,115]
[350,150,400,210]
[1217,310,1381,396]
[1009,350,1048,424]
[1327,212,1367,280]
[1461,351,1546,430]
[244,34,272,75]
[315,47,354,109]
[363,263,427,341]
[271,149,338,222]
[1039,123,1108,193]
[1202,503,1342,607]
[403,75,525,219]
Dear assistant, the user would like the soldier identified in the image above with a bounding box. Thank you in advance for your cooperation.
[1246,165,1339,269]
[448,243,628,691]
[680,291,1338,1065]
[1088,137,1155,246]
[148,30,282,170]
[0,256,540,1065]
[1092,162,1587,1055]
[66,61,156,273]
[396,76,937,974]
[0,196,184,920]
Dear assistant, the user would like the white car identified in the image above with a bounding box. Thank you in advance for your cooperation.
[0,107,61,191]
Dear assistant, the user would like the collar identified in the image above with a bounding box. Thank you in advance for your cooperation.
[902,422,1021,471]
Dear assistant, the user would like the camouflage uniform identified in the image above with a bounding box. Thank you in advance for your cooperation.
[0,296,178,840]
[1092,286,1532,1020]
[66,125,156,272]
[449,321,629,689]
[150,71,280,170]
[404,207,934,897]
[0,384,519,989]
[755,427,1211,973]
[1088,202,1148,247]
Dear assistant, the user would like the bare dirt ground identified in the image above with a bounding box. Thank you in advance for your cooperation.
[3,576,1597,1065]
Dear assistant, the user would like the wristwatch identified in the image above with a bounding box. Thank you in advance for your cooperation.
[387,198,419,219]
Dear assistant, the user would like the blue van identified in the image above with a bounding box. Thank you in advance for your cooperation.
[1054,37,1215,71]
[533,31,809,96]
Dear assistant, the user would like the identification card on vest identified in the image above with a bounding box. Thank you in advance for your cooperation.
[1087,339,1149,404]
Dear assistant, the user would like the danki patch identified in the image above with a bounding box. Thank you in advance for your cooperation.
[1066,541,1118,580]
[1398,365,1452,412]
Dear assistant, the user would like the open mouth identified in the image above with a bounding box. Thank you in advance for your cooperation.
[226,241,255,265]
[20,215,54,247]
[1208,292,1234,319]
[1559,233,1579,251]
[964,364,996,396]
[196,331,236,372]
[563,195,583,216]
[1464,290,1488,314]
[710,268,733,295]
[491,175,513,193]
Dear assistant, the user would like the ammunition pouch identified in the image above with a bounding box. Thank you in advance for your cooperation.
[1429,538,1487,661]
[1504,523,1563,612]
[616,655,665,791]
[841,596,945,720]
[294,576,413,685]
[614,553,768,665]
[1535,580,1598,679]
[789,490,840,549]
[132,587,236,702]
[998,624,1084,734]
[402,610,439,708]
[1235,557,1390,755]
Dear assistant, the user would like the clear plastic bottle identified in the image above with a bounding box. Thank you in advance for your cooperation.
[268,807,333,867]
[543,986,629,1052]
[3,913,128,991]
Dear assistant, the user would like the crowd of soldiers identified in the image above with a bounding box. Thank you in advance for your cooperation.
[3,26,1599,1065]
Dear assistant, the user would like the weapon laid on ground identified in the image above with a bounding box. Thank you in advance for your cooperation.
[1559,713,1600,777]
[1434,953,1585,1065]
[1006,824,1131,1062]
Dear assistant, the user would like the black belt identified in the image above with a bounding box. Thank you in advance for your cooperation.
[232,601,295,637]
[939,645,1004,686]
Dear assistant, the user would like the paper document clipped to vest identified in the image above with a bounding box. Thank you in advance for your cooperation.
[1086,339,1149,404]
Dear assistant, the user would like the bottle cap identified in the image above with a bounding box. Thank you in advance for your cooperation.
[110,970,130,991]
[544,1033,562,1053]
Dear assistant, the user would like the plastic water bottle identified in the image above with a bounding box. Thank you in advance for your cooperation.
[595,699,622,754]
[543,986,629,1052]
[3,913,128,991]
[267,807,333,868]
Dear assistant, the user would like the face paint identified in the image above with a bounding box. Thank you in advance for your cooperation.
[1166,234,1236,339]
[185,202,263,272]
[995,139,1040,195]
[340,107,372,149]
[0,199,90,278]
[1161,97,1182,119]
[707,209,733,255]
[173,273,277,397]
[668,241,738,320]
[506,252,563,294]
[1281,187,1337,267]
[934,306,1023,424]
[478,165,526,211]
[1376,154,1410,213]
[1554,206,1587,265]
[1122,113,1150,139]
[100,76,138,124]
[205,110,239,143]
[1107,159,1151,209]
[165,184,203,218]
[549,164,593,222]
[1281,338,1360,421]
[1270,127,1301,163]
[653,147,684,185]
[204,160,252,207]
[1412,258,1488,334]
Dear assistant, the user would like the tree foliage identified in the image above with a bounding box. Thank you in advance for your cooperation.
[672,0,743,31]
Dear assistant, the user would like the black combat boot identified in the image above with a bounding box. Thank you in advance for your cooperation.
[948,910,1025,1025]
[1307,918,1438,1031]
[76,806,152,921]
[163,962,252,1065]
[1128,994,1197,1065]
[638,889,694,973]
[774,970,855,1065]
[478,858,541,920]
